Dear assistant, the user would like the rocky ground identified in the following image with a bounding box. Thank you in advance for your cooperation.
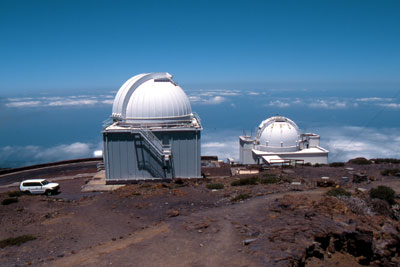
[1,162,400,266]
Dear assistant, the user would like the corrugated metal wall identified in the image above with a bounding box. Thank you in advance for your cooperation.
[103,130,201,182]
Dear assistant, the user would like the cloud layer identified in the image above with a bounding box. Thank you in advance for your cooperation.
[0,142,102,168]
[200,127,400,163]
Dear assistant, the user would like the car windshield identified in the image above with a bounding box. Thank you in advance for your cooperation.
[41,180,49,185]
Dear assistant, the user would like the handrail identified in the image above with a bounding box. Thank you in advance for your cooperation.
[139,128,164,155]
[102,118,114,128]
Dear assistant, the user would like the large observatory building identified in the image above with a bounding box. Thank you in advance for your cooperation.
[239,116,328,165]
[103,73,202,183]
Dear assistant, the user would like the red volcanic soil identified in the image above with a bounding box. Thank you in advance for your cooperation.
[1,163,400,266]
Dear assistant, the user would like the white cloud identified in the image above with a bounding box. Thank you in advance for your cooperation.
[248,92,260,96]
[309,100,347,109]
[202,131,239,161]
[6,101,42,107]
[317,126,400,162]
[5,95,115,108]
[378,103,400,109]
[268,100,290,108]
[102,100,114,105]
[0,142,102,167]
[356,97,392,102]
[48,99,98,106]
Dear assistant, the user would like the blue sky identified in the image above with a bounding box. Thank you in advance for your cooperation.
[0,1,400,167]
[1,0,400,93]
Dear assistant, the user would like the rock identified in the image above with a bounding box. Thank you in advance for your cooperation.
[166,209,179,217]
[317,179,336,187]
[353,173,368,183]
[243,238,257,246]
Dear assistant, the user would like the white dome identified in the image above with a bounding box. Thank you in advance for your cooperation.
[256,116,301,152]
[112,73,193,123]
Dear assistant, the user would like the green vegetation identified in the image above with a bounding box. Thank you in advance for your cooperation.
[326,188,351,197]
[380,168,400,177]
[329,162,345,167]
[231,177,258,186]
[0,235,36,248]
[348,157,372,165]
[231,193,251,202]
[370,186,396,205]
[259,176,279,184]
[313,163,327,167]
[206,183,224,190]
[372,158,400,164]
[8,190,22,197]
[231,174,282,186]
[2,198,18,205]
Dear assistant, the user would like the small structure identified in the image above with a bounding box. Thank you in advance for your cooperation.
[239,116,328,165]
[103,73,202,183]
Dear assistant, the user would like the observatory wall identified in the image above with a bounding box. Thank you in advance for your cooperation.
[103,130,201,183]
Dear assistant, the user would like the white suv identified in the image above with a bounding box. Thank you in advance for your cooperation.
[19,179,60,195]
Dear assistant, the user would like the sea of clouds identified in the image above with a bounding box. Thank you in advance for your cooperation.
[1,89,399,167]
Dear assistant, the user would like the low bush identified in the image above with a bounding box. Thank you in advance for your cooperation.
[206,183,224,190]
[381,168,400,177]
[2,198,18,205]
[0,235,36,248]
[174,179,185,185]
[259,176,279,184]
[231,193,251,202]
[326,188,351,197]
[313,163,327,167]
[231,177,258,186]
[8,191,22,197]
[370,185,395,205]
[329,162,345,167]
[372,158,400,164]
[348,157,372,165]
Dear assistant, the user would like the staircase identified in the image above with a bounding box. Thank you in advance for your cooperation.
[137,128,171,165]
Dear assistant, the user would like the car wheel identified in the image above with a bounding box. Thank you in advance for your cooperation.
[45,190,52,196]
[23,190,30,195]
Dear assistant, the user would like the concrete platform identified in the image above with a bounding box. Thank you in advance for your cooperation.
[81,171,125,192]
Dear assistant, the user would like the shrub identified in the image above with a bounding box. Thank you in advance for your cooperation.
[2,198,18,205]
[313,163,327,167]
[231,177,258,186]
[206,183,224,190]
[370,186,395,205]
[348,157,372,165]
[259,176,279,184]
[231,193,251,202]
[380,168,400,177]
[327,188,351,197]
[329,162,345,167]
[174,179,185,185]
[371,158,400,164]
[8,191,22,197]
[0,235,36,248]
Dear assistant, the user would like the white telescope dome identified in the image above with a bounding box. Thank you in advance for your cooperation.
[112,73,193,123]
[256,116,301,152]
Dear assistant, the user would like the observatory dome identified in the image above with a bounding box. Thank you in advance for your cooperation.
[256,116,301,152]
[112,73,193,123]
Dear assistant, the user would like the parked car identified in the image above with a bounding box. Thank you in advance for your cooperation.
[19,179,60,195]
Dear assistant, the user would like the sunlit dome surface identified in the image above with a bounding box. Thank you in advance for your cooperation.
[112,73,193,123]
[256,116,301,152]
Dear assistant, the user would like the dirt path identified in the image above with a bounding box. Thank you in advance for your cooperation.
[46,188,327,267]
[50,223,169,267]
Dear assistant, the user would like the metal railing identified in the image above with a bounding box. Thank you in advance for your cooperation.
[138,128,171,157]
[102,118,114,128]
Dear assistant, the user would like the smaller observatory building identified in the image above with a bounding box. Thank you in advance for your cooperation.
[103,73,202,183]
[239,116,328,165]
